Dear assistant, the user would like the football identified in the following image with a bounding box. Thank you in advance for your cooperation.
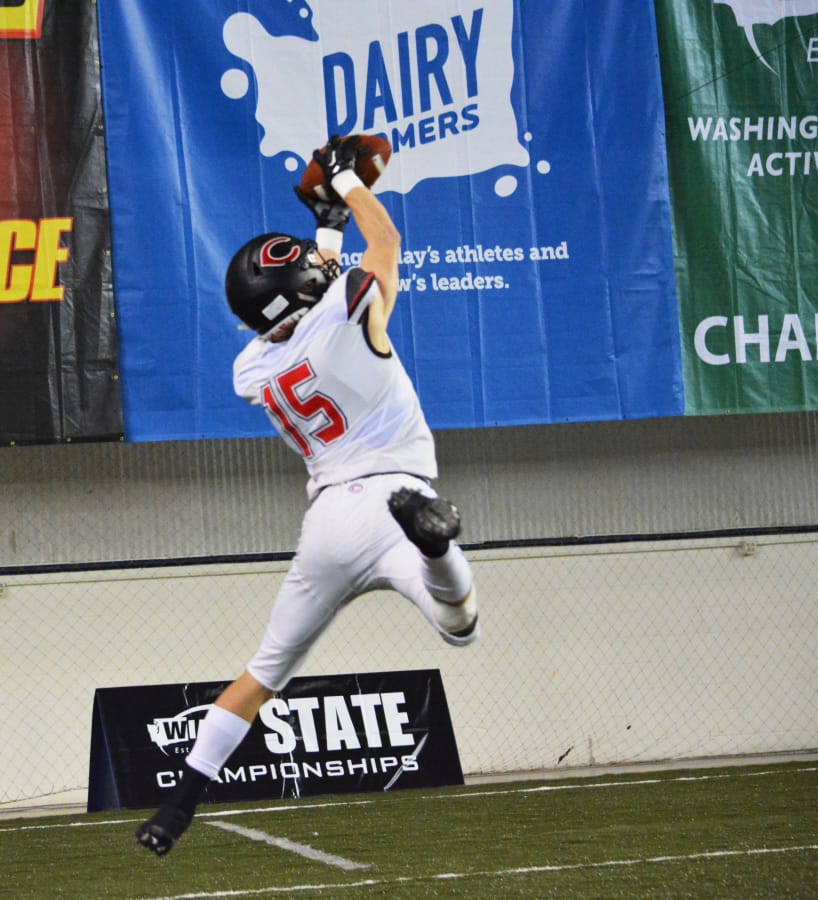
[299,133,392,201]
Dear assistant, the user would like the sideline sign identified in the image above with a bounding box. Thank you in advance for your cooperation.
[87,669,463,812]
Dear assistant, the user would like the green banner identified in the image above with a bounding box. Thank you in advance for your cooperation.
[655,1,818,414]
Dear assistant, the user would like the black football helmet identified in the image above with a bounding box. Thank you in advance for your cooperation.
[225,233,340,338]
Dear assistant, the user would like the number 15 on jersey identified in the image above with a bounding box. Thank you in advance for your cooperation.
[261,360,347,459]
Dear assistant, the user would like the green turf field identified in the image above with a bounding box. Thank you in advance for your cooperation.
[1,762,816,898]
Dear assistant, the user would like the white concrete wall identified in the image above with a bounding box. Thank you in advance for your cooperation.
[2,533,816,808]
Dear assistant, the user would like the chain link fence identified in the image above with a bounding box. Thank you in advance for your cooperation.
[2,533,816,808]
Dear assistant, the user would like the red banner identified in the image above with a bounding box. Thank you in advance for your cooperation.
[0,0,121,444]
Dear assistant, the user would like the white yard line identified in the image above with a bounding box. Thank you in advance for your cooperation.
[0,800,372,833]
[140,844,818,899]
[0,765,814,835]
[206,820,369,871]
[0,767,814,899]
[440,765,818,800]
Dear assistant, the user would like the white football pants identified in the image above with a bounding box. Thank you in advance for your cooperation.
[246,473,478,691]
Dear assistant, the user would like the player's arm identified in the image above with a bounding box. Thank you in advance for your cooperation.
[313,137,401,354]
[341,185,400,346]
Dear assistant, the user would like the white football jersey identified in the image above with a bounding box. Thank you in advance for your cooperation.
[233,268,437,499]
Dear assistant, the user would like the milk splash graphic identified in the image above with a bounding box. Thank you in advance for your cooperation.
[715,0,818,71]
[220,0,543,197]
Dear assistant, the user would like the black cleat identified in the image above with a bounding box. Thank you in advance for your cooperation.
[134,805,190,857]
[388,488,461,557]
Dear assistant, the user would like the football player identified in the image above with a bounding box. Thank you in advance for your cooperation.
[135,136,479,856]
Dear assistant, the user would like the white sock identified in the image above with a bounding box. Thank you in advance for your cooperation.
[421,543,473,606]
[433,585,478,634]
[186,705,251,779]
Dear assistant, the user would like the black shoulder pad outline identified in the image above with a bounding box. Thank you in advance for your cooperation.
[345,267,377,323]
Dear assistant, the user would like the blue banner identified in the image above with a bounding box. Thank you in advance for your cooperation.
[97,0,682,441]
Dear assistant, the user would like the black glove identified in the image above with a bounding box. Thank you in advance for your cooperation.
[312,134,364,185]
[293,187,351,232]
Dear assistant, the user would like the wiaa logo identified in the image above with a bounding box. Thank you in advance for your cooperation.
[146,704,212,756]
[715,0,818,71]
